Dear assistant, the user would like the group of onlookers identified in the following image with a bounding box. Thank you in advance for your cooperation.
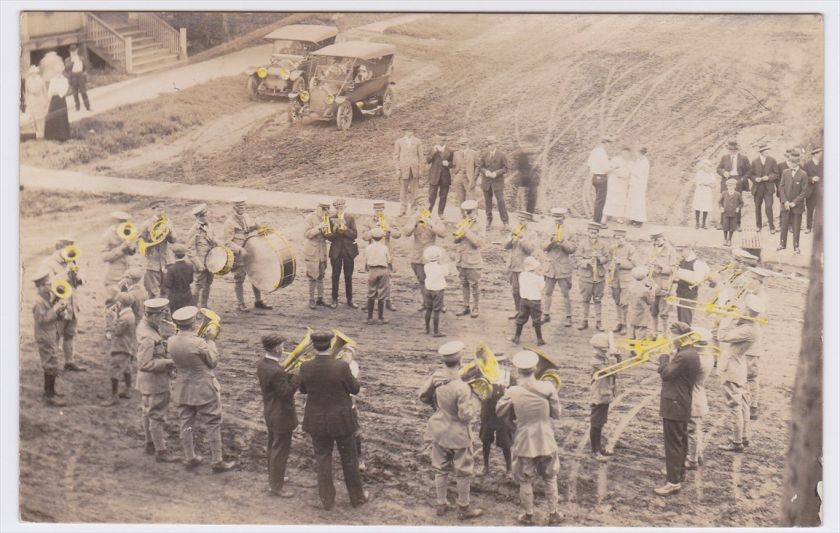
[587,136,651,227]
[21,44,91,142]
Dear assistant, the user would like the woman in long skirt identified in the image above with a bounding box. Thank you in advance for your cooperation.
[692,159,717,229]
[626,147,650,226]
[603,146,633,222]
[44,73,70,142]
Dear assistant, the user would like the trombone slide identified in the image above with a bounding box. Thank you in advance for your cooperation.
[665,296,769,324]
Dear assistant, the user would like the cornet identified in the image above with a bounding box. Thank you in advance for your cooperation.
[337,212,347,233]
[452,218,474,242]
[117,222,138,242]
[553,224,563,243]
[377,212,389,233]
[196,308,221,340]
[321,213,334,237]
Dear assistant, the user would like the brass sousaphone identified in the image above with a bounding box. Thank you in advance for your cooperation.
[459,343,500,401]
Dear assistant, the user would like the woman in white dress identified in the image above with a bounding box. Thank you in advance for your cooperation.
[24,65,49,139]
[692,159,717,229]
[603,146,633,222]
[41,52,70,142]
[626,147,650,226]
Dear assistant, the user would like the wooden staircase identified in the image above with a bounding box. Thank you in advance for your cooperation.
[85,12,186,75]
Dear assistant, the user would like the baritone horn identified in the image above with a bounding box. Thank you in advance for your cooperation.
[118,222,138,242]
[459,343,500,401]
[196,308,221,340]
[138,215,171,256]
[50,278,73,300]
[281,327,314,373]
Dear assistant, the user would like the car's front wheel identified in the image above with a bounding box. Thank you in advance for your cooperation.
[336,101,353,130]
[247,76,261,101]
[381,86,395,117]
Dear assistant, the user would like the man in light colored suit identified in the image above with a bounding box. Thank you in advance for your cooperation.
[496,350,563,526]
[394,129,424,216]
[452,137,480,207]
[479,136,510,228]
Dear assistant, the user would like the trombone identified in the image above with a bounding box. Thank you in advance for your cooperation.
[459,343,500,401]
[593,331,702,381]
[665,295,769,324]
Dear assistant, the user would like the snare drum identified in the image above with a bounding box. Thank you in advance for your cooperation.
[205,246,234,275]
[243,227,296,292]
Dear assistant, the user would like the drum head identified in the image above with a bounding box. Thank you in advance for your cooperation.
[205,246,233,275]
[243,229,296,292]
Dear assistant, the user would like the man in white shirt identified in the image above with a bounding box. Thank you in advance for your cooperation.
[365,228,391,325]
[510,256,546,346]
[64,44,90,111]
[587,135,614,224]
[423,246,449,337]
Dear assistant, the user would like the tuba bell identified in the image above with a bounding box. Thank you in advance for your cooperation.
[138,215,171,256]
[330,328,356,358]
[280,328,314,373]
[118,222,138,242]
[459,343,500,401]
[196,308,221,340]
[50,278,73,300]
[529,346,562,391]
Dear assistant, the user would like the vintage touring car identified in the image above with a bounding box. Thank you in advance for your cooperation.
[245,24,338,100]
[288,41,396,130]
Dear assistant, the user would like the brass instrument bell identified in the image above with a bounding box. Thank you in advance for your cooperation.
[459,343,500,401]
[196,308,221,340]
[118,222,138,242]
[50,278,73,300]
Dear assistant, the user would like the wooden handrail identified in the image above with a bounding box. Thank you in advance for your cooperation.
[85,12,126,43]
[84,12,130,71]
[137,13,182,58]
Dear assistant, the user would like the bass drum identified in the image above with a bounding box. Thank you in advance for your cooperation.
[243,227,296,292]
[205,246,234,275]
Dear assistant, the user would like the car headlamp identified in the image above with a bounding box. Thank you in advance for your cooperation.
[325,95,335,105]
[279,67,290,80]
[256,67,268,79]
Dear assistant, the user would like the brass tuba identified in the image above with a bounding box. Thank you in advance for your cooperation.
[118,222,138,242]
[196,308,221,340]
[280,328,355,373]
[138,215,171,256]
[529,346,562,390]
[459,343,500,401]
[50,278,73,300]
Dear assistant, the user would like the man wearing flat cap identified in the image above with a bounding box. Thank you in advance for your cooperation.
[452,137,480,206]
[361,201,401,311]
[777,151,809,254]
[45,237,85,372]
[419,341,483,520]
[542,207,577,327]
[257,334,300,497]
[136,298,179,463]
[654,321,700,496]
[299,330,368,509]
[748,144,779,234]
[454,200,484,318]
[139,199,177,298]
[716,140,750,230]
[224,197,272,311]
[186,203,218,309]
[607,227,636,334]
[31,268,67,406]
[802,147,823,234]
[326,198,360,309]
[479,135,510,229]
[427,133,454,217]
[303,199,333,309]
[496,350,563,526]
[575,221,611,331]
[644,228,679,337]
[162,244,195,313]
[169,306,235,472]
[101,210,136,304]
[505,211,539,320]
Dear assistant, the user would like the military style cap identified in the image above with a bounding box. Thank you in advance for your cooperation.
[438,341,465,362]
[171,243,187,258]
[172,306,199,323]
[747,266,773,278]
[670,321,692,335]
[261,333,287,350]
[725,178,738,186]
[333,198,347,207]
[191,203,208,217]
[811,147,823,155]
[550,207,568,217]
[370,227,385,240]
[693,327,713,343]
[512,350,539,370]
[232,196,247,205]
[590,332,610,349]
[517,211,534,221]
[110,211,131,221]
[423,245,443,262]
[745,293,766,314]
[144,298,169,313]
[461,200,478,211]
[373,201,385,209]
[32,267,51,284]
[648,227,664,238]
[56,237,74,246]
[587,221,602,231]
[318,198,332,208]
[125,267,144,281]
[631,266,647,280]
[523,256,540,272]
[757,143,771,153]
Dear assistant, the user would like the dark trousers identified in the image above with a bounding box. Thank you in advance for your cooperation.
[267,429,293,491]
[525,182,539,214]
[69,72,89,110]
[331,256,354,302]
[779,209,803,248]
[663,418,689,484]
[311,433,366,509]
[592,174,607,223]
[753,189,775,230]
[412,262,427,307]
[806,193,820,230]
[429,182,450,216]
[483,177,509,225]
[676,306,693,326]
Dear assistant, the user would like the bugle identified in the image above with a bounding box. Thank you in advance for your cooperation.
[459,343,500,401]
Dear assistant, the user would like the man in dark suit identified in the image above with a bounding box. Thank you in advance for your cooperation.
[326,198,359,309]
[802,147,823,234]
[257,334,300,498]
[748,144,779,233]
[479,136,510,229]
[777,152,810,254]
[427,134,454,217]
[299,331,369,510]
[654,322,700,496]
[716,140,751,229]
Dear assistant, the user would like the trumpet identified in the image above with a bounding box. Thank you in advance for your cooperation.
[593,331,702,381]
[511,223,526,241]
[196,308,221,340]
[459,342,500,401]
[665,296,769,324]
[322,213,334,237]
[117,222,138,242]
[337,212,347,233]
[452,218,474,242]
[418,209,431,227]
[138,215,171,256]
[377,212,389,233]
[50,278,73,300]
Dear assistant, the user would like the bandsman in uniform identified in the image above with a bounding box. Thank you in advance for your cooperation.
[123,268,148,324]
[139,199,177,298]
[361,201,402,311]
[186,203,217,309]
[575,222,611,331]
[496,350,563,526]
[224,197,272,312]
[504,211,539,320]
[303,199,332,309]
[136,297,179,463]
[31,268,67,406]
[169,306,236,472]
[365,227,392,325]
[101,210,135,303]
[589,332,620,462]
[686,327,715,471]
[542,207,577,327]
[45,237,86,372]
[739,267,770,420]
[419,341,483,520]
[645,227,679,337]
[404,196,447,312]
[453,200,484,318]
[607,227,636,334]
[326,197,360,309]
[103,291,137,406]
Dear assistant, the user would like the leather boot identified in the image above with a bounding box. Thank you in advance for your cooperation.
[309,280,317,309]
[470,286,480,318]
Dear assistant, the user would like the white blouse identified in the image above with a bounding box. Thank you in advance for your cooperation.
[47,75,69,98]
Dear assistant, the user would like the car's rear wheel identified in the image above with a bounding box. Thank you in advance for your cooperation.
[247,76,261,101]
[336,101,353,130]
[291,76,306,94]
[381,87,395,117]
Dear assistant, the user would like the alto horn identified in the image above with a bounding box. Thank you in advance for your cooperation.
[459,342,500,401]
[118,222,138,242]
[50,278,73,300]
[196,308,221,340]
[529,346,562,391]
